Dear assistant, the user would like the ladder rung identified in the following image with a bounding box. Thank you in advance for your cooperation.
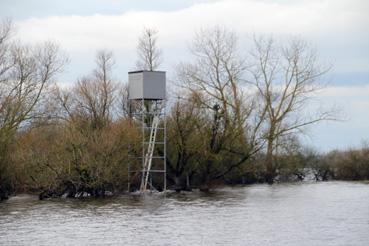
[144,142,165,144]
[137,156,164,159]
[129,170,166,173]
[136,157,164,160]
[143,127,165,130]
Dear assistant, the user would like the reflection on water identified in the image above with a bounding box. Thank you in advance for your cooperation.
[1,182,369,245]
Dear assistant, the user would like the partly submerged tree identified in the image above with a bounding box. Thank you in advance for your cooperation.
[176,27,265,189]
[248,36,336,183]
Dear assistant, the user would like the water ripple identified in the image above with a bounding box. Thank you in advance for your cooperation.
[0,182,368,245]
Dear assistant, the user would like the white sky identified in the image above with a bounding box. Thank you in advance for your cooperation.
[1,0,369,152]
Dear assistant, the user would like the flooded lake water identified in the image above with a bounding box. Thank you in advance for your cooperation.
[0,181,368,245]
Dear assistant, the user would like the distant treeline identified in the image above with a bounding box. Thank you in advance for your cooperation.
[0,20,366,201]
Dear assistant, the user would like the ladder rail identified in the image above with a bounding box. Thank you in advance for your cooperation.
[140,114,160,192]
[143,116,159,190]
[140,118,155,191]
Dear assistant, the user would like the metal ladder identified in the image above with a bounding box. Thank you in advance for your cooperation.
[140,114,160,192]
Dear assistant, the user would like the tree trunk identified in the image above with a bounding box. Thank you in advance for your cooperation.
[174,176,182,192]
[185,174,190,190]
[265,138,275,184]
[200,165,211,192]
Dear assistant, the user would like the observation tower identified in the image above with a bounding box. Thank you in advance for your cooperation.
[127,70,166,192]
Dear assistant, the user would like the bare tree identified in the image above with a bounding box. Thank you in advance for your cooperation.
[177,27,265,188]
[57,50,117,130]
[248,36,335,183]
[0,41,66,142]
[136,28,162,71]
[0,19,13,81]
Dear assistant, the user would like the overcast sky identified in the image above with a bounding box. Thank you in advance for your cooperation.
[1,0,369,151]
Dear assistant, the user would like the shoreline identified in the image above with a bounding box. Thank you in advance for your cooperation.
[2,180,368,202]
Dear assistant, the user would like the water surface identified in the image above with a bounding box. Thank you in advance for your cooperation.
[0,182,368,245]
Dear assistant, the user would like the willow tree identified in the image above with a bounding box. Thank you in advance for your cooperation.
[177,27,265,188]
[0,19,66,199]
[165,92,205,190]
[248,37,335,183]
[136,28,162,71]
[49,50,135,196]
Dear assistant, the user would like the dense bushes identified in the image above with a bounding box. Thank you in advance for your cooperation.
[13,119,139,198]
[316,148,369,181]
[9,119,369,198]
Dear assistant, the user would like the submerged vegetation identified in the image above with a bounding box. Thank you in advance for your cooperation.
[0,19,367,201]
